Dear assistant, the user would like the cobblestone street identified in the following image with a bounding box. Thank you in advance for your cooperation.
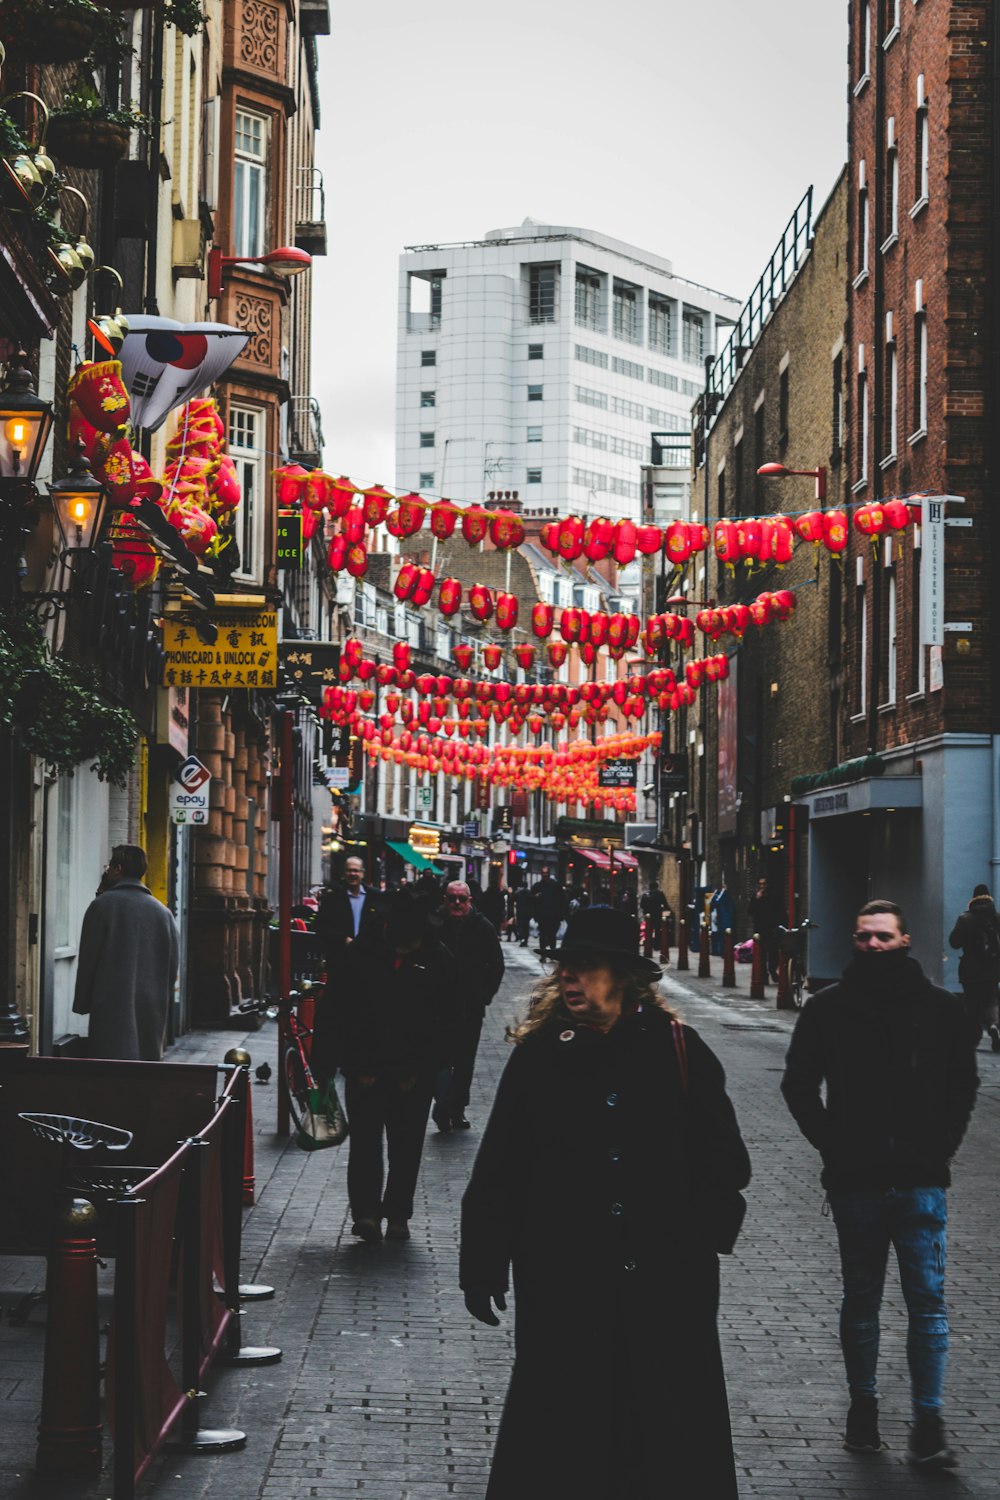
[3,946,998,1498]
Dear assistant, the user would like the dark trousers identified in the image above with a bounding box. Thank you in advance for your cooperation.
[434,1007,485,1119]
[343,1075,433,1224]
[961,980,999,1043]
[538,917,560,954]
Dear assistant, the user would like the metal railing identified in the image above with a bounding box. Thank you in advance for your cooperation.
[288,395,324,468]
[294,165,325,228]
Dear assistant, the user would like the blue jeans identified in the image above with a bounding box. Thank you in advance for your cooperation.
[829,1187,949,1416]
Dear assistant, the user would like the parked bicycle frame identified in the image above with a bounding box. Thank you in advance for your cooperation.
[777,919,819,1008]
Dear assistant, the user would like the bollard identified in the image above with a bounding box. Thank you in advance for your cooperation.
[659,917,670,967]
[225,1049,255,1207]
[776,952,794,1009]
[722,928,736,988]
[37,1197,102,1476]
[750,933,766,1000]
[676,918,689,971]
[698,921,711,978]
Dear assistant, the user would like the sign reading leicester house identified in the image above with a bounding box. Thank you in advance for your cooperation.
[598,759,638,789]
[163,610,278,688]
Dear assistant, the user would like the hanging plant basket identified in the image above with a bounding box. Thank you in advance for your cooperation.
[0,3,97,63]
[46,115,131,168]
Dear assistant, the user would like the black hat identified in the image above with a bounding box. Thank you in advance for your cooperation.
[551,905,661,976]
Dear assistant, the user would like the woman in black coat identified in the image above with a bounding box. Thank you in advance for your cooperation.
[460,907,750,1500]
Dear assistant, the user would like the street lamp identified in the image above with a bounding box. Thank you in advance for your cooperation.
[666,595,714,608]
[48,440,109,558]
[207,245,312,300]
[0,351,54,491]
[757,461,826,502]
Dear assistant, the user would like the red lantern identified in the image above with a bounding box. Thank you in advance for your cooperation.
[663,521,691,565]
[559,607,584,644]
[342,506,366,544]
[771,589,797,621]
[635,523,662,556]
[823,509,849,553]
[854,502,886,537]
[772,518,795,565]
[547,641,569,668]
[469,583,494,622]
[360,484,393,528]
[713,520,740,569]
[461,506,490,546]
[589,612,609,647]
[327,475,356,518]
[540,520,560,554]
[531,602,554,638]
[416,673,436,696]
[688,522,710,554]
[452,643,473,670]
[428,501,458,539]
[795,510,825,544]
[514,643,536,671]
[883,498,911,532]
[377,664,398,687]
[738,518,763,565]
[357,658,376,682]
[345,544,368,577]
[343,637,364,667]
[489,511,525,549]
[392,642,411,672]
[613,519,637,566]
[556,514,585,560]
[625,615,640,649]
[274,462,309,507]
[412,567,436,606]
[385,493,426,537]
[748,594,773,627]
[496,592,519,631]
[725,604,752,639]
[483,643,503,671]
[580,642,597,666]
[327,534,348,572]
[584,516,614,562]
[452,677,473,699]
[394,561,418,600]
[438,577,462,616]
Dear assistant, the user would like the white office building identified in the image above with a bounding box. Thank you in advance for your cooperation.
[396,219,740,521]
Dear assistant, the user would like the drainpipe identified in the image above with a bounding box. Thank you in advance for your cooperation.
[867,2,887,754]
[990,6,1000,882]
[144,4,165,315]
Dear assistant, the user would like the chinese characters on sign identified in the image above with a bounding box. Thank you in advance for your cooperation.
[278,641,342,704]
[920,497,945,648]
[162,610,279,689]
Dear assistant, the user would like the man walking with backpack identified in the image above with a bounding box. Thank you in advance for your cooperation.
[949,884,1000,1050]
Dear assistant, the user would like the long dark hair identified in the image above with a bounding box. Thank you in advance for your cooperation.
[509,960,678,1044]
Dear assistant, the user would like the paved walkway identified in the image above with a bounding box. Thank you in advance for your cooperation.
[3,945,998,1498]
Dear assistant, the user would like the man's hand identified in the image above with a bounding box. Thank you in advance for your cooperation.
[463,1286,507,1326]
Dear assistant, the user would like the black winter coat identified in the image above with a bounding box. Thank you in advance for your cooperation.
[433,907,505,1012]
[311,932,459,1084]
[949,894,1000,986]
[460,1004,750,1500]
[314,883,383,964]
[781,952,978,1190]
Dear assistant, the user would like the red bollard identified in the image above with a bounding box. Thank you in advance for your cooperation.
[776,952,794,1009]
[698,921,711,978]
[225,1049,255,1206]
[676,918,689,971]
[750,933,766,1000]
[722,928,736,988]
[659,917,670,967]
[37,1198,102,1476]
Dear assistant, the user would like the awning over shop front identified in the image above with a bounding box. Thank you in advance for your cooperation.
[575,847,639,871]
[385,839,444,873]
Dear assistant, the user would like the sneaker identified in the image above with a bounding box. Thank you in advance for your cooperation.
[385,1221,410,1241]
[844,1396,884,1453]
[351,1217,382,1243]
[907,1413,957,1469]
[431,1103,452,1133]
[990,1025,1000,1053]
[452,1114,472,1129]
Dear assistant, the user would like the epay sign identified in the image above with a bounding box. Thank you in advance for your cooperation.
[170,754,212,824]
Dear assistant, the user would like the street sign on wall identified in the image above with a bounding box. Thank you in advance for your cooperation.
[279,641,341,703]
[920,497,946,647]
[276,510,303,570]
[169,753,212,824]
[598,759,638,789]
[163,609,278,689]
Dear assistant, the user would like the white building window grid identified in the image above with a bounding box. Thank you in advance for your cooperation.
[526,425,543,443]
[575,343,608,369]
[648,295,673,355]
[229,403,264,579]
[610,395,645,420]
[576,385,608,410]
[648,367,679,392]
[612,355,644,381]
[575,267,603,331]
[574,426,608,451]
[233,108,268,259]
[573,467,607,492]
[682,310,705,364]
[612,279,641,344]
[528,263,558,324]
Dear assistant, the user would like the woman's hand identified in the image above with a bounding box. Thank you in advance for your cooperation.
[463,1286,507,1326]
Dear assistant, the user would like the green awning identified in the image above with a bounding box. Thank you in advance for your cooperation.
[385,839,444,873]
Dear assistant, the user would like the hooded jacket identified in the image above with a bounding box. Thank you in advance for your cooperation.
[781,950,978,1190]
[949,893,1000,986]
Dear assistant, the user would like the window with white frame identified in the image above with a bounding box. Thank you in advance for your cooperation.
[527,425,543,443]
[233,108,268,259]
[856,354,869,486]
[885,314,898,459]
[612,279,641,343]
[913,280,928,436]
[528,263,558,324]
[883,120,899,247]
[229,404,264,578]
[648,294,673,355]
[914,76,929,207]
[682,310,704,363]
[854,559,868,716]
[880,557,897,707]
[858,1,871,87]
[884,0,900,45]
[856,162,870,282]
[910,532,924,694]
[575,267,603,331]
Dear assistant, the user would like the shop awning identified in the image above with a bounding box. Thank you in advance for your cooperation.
[576,847,611,868]
[385,839,444,873]
[576,846,639,870]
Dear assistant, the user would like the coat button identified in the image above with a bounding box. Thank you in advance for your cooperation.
[559,1030,574,1042]
[609,1149,621,1163]
[624,1260,637,1272]
[606,1092,619,1106]
[611,1202,623,1215]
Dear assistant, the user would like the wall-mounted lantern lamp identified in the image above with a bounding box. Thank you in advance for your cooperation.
[207,244,311,300]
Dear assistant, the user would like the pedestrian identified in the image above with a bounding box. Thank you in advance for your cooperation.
[530,864,566,958]
[639,882,667,945]
[314,855,382,966]
[513,883,533,946]
[430,881,505,1132]
[311,889,459,1243]
[948,883,1000,1050]
[477,875,505,933]
[748,875,784,981]
[461,905,751,1500]
[72,845,178,1061]
[781,897,979,1468]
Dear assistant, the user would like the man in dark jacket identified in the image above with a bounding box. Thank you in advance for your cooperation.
[530,865,566,957]
[314,856,382,968]
[312,890,458,1243]
[781,898,978,1469]
[431,881,505,1131]
[748,875,784,981]
[72,844,178,1060]
[948,883,1000,1049]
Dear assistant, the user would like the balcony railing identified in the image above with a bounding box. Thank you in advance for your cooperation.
[294,167,327,257]
[289,395,324,469]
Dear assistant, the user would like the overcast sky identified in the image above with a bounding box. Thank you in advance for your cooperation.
[311,0,848,492]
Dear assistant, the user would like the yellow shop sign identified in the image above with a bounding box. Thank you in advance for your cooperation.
[162,610,279,689]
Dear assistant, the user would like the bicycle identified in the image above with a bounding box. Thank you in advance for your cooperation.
[279,981,327,1139]
[777,919,819,1008]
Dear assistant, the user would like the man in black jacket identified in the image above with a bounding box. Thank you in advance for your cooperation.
[530,865,566,958]
[781,898,978,1469]
[431,880,505,1131]
[314,856,382,969]
[948,883,1000,1049]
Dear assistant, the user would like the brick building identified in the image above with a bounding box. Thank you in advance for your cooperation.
[793,0,997,984]
[684,174,848,943]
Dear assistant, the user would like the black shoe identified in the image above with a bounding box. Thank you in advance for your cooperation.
[990,1025,1000,1053]
[431,1103,452,1133]
[385,1221,410,1241]
[844,1396,883,1453]
[452,1114,472,1129]
[908,1413,957,1468]
[351,1217,382,1243]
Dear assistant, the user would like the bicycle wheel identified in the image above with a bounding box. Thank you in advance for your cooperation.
[791,959,805,1008]
[283,1045,312,1136]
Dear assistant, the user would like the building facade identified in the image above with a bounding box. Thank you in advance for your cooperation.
[396,220,739,519]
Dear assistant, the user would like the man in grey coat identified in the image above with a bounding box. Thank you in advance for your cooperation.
[73,844,179,1060]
